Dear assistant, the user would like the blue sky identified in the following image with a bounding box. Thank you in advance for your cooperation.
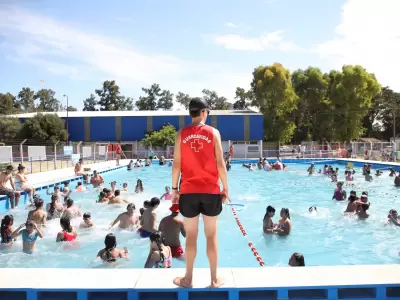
[1,0,399,109]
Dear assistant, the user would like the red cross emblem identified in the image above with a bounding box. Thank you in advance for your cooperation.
[191,139,203,152]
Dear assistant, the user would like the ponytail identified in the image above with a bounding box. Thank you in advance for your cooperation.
[156,238,165,262]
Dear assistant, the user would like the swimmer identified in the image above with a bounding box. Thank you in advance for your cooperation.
[307,163,315,175]
[331,171,338,183]
[97,192,108,203]
[134,159,142,168]
[127,160,133,170]
[108,190,129,204]
[226,160,231,171]
[158,204,186,259]
[159,156,166,166]
[56,216,77,242]
[263,205,276,234]
[138,197,160,238]
[308,206,317,213]
[357,203,370,220]
[274,208,291,236]
[323,165,328,175]
[97,233,128,263]
[389,168,396,177]
[375,169,383,177]
[47,194,64,220]
[103,188,113,199]
[160,186,172,200]
[345,171,353,181]
[289,252,305,267]
[332,182,346,201]
[108,203,139,230]
[80,213,95,229]
[26,198,47,227]
[61,181,70,195]
[74,159,89,184]
[74,182,87,192]
[110,181,117,193]
[139,201,149,221]
[144,231,172,268]
[122,183,128,192]
[135,179,144,193]
[47,185,69,198]
[63,198,82,219]
[145,158,151,167]
[1,215,15,245]
[395,172,400,187]
[12,220,43,254]
[263,159,272,171]
[90,170,104,188]
[345,191,358,213]
[386,209,399,226]
[364,170,373,182]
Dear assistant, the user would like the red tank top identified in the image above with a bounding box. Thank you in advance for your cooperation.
[116,146,121,154]
[62,230,76,242]
[180,124,220,194]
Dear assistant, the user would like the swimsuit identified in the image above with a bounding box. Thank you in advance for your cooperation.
[21,230,38,243]
[164,193,172,200]
[170,245,184,258]
[61,230,76,242]
[334,189,343,200]
[14,177,23,190]
[154,251,172,268]
[138,228,152,238]
[1,227,13,243]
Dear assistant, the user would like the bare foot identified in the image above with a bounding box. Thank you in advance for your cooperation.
[173,276,193,288]
[209,277,225,288]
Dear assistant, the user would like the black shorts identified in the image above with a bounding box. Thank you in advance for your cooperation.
[179,194,222,218]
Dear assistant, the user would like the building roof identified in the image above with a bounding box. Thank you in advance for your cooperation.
[11,110,262,118]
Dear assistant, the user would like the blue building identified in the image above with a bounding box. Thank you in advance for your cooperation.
[14,110,264,142]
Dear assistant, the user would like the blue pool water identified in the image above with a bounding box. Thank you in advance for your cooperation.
[0,162,399,268]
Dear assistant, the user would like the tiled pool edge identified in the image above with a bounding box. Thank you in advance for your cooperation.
[0,266,399,300]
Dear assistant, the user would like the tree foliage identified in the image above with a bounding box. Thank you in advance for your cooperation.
[251,63,298,143]
[175,92,191,109]
[135,83,173,110]
[34,89,61,112]
[83,94,98,111]
[18,87,35,112]
[141,124,177,148]
[95,80,133,111]
[233,87,252,110]
[0,117,22,141]
[21,113,67,143]
[201,89,230,110]
[0,93,16,114]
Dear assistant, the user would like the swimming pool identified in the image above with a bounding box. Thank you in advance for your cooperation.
[0,161,399,268]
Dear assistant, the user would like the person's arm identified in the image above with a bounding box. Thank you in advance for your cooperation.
[41,213,47,227]
[11,224,25,238]
[34,223,44,238]
[9,176,16,190]
[144,251,160,268]
[100,176,104,183]
[213,129,228,196]
[172,130,181,190]
[56,231,64,242]
[108,214,121,229]
[160,193,165,200]
[390,216,400,226]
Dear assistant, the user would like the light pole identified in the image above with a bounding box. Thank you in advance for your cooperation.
[63,94,69,144]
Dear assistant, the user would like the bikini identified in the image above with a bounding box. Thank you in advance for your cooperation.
[1,227,13,243]
[61,230,76,242]
[154,250,172,268]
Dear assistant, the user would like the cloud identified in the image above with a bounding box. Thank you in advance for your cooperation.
[314,0,400,91]
[224,22,237,28]
[214,30,304,52]
[0,5,252,103]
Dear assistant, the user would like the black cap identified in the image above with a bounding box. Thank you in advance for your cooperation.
[189,98,208,112]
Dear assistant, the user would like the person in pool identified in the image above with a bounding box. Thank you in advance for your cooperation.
[307,163,315,175]
[375,169,383,177]
[122,183,128,192]
[158,204,186,259]
[345,171,354,181]
[110,181,117,193]
[97,191,108,203]
[160,186,172,200]
[63,198,82,219]
[46,194,64,220]
[308,206,317,214]
[74,182,87,192]
[289,252,305,266]
[80,213,95,228]
[27,198,47,227]
[364,170,373,182]
[385,209,399,226]
[12,220,43,253]
[1,215,15,245]
[97,233,128,263]
[145,158,151,167]
[274,208,291,236]
[332,182,346,201]
[357,203,370,220]
[108,203,139,230]
[389,168,396,177]
[263,205,276,234]
[108,190,129,204]
[56,216,77,242]
[61,181,70,195]
[90,170,104,188]
[135,179,144,193]
[395,172,400,187]
[144,231,172,268]
[139,197,160,238]
[345,191,358,213]
[127,160,133,170]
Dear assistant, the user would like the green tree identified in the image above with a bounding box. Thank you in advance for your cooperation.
[201,89,229,110]
[34,89,61,112]
[18,87,35,112]
[158,90,174,110]
[233,87,252,110]
[291,67,332,142]
[95,80,133,111]
[373,87,400,140]
[83,94,98,111]
[142,124,177,147]
[21,113,67,143]
[328,65,381,141]
[0,117,22,141]
[0,93,16,114]
[176,92,191,109]
[251,63,298,142]
[67,106,78,111]
[135,83,162,111]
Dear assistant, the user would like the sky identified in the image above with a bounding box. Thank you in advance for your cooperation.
[1,0,399,110]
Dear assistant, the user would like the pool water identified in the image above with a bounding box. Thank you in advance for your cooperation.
[0,163,399,268]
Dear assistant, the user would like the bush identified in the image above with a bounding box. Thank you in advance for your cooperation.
[0,117,22,141]
[21,113,67,143]
[142,124,177,148]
